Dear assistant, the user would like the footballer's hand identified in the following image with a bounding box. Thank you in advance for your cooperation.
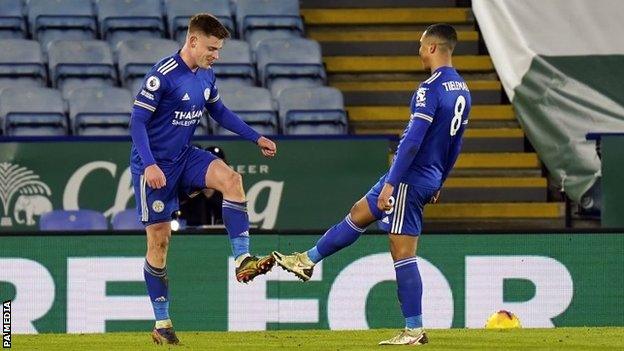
[257,136,277,157]
[144,164,166,189]
[377,183,394,212]
[429,190,441,204]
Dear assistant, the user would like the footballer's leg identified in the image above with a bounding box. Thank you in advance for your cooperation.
[202,156,274,283]
[145,222,180,345]
[379,185,437,346]
[378,234,427,345]
[273,176,388,281]
[273,196,377,281]
[133,171,181,345]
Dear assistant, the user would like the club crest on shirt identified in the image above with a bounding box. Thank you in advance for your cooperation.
[416,87,428,107]
[152,200,164,213]
[204,87,211,101]
[146,76,160,92]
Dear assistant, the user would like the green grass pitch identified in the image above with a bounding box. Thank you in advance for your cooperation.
[15,327,624,350]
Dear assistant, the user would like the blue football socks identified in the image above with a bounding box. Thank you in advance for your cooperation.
[394,256,423,329]
[222,199,250,259]
[306,214,366,263]
[144,259,170,321]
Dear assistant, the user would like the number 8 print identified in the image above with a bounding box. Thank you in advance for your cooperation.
[450,95,465,136]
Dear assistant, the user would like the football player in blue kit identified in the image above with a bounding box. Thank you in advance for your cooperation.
[272,24,471,346]
[129,14,277,344]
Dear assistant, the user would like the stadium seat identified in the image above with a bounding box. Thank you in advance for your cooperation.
[212,86,278,135]
[212,40,255,87]
[0,87,67,136]
[0,79,45,92]
[67,87,133,136]
[215,79,253,91]
[268,77,323,99]
[235,0,304,42]
[255,38,325,92]
[97,0,165,47]
[277,87,348,135]
[116,39,180,93]
[164,0,234,43]
[0,0,26,39]
[247,29,300,52]
[48,40,117,97]
[0,39,47,88]
[27,0,97,51]
[111,209,143,230]
[39,210,108,231]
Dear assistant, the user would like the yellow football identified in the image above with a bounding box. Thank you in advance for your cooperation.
[485,310,522,329]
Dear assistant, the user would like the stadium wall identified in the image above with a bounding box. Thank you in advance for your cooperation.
[0,137,387,231]
[1,232,622,333]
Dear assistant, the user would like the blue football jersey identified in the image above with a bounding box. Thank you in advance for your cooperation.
[395,66,472,188]
[130,52,220,174]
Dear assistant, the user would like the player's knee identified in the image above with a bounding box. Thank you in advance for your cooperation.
[224,172,243,193]
[392,249,414,261]
[349,202,359,214]
[150,235,170,252]
[147,222,171,252]
[389,238,416,260]
[349,199,375,227]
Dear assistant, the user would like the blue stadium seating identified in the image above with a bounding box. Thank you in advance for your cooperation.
[212,39,255,87]
[268,76,324,99]
[0,0,341,139]
[277,87,348,135]
[164,0,234,43]
[111,209,143,230]
[235,0,304,44]
[67,87,132,135]
[0,87,67,136]
[116,38,180,93]
[255,38,325,93]
[216,79,253,91]
[48,40,117,97]
[247,29,299,52]
[39,210,108,231]
[0,39,47,88]
[213,86,278,135]
[27,0,97,52]
[97,0,165,47]
[0,0,26,39]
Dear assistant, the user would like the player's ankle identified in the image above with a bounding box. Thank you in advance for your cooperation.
[235,253,251,267]
[305,246,323,264]
[301,252,316,266]
[155,319,173,329]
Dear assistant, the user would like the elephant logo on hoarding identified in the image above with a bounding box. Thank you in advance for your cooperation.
[0,162,52,227]
[14,195,53,226]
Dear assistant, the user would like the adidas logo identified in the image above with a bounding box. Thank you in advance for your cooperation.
[155,296,167,302]
[382,216,389,224]
[182,93,190,101]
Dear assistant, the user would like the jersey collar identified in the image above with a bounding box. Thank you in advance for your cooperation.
[433,66,455,74]
[175,50,199,75]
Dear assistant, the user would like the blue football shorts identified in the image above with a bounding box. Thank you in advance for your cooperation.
[365,173,438,236]
[132,146,219,226]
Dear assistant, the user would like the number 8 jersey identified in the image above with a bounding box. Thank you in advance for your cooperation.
[388,66,472,189]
